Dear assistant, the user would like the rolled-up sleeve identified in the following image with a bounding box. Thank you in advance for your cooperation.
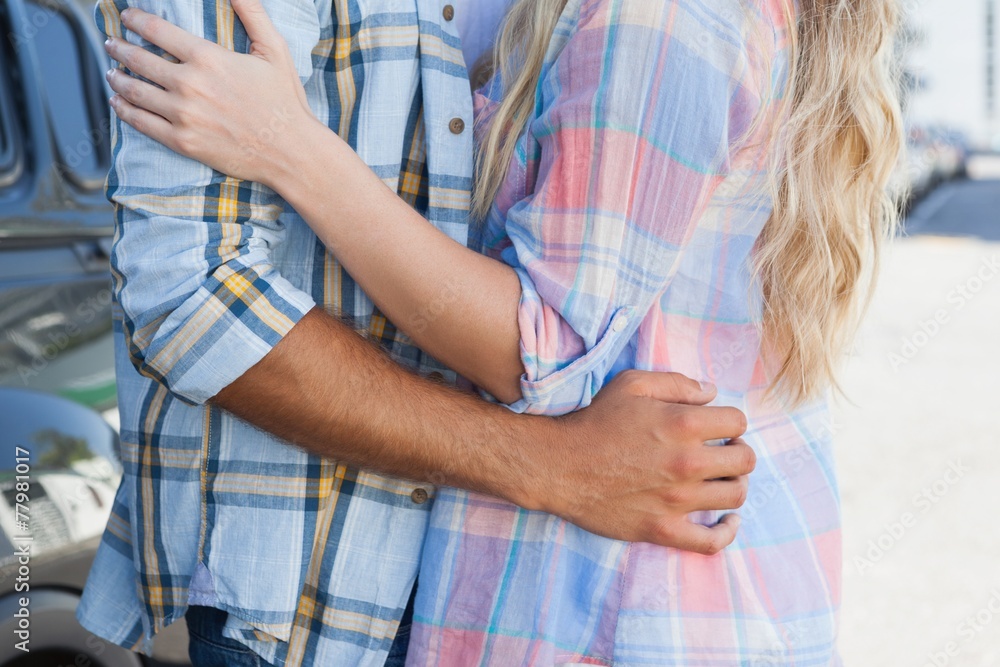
[96,0,321,405]
[500,1,764,415]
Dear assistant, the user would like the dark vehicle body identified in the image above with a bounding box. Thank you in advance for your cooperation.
[0,0,186,663]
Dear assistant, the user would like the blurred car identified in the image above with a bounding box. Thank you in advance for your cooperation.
[0,390,137,667]
[891,124,970,208]
[925,126,969,182]
[0,0,186,663]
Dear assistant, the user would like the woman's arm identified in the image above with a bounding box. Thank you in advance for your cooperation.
[105,2,526,402]
[272,117,526,403]
[103,0,763,413]
[425,0,767,416]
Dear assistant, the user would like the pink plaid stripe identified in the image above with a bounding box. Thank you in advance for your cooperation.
[408,1,842,665]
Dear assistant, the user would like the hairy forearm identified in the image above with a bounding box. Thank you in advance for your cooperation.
[213,306,756,554]
[268,119,524,403]
[213,307,545,504]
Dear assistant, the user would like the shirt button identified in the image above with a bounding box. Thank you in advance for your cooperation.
[427,371,446,384]
[612,315,629,333]
[449,117,465,135]
[410,488,429,504]
[442,4,455,21]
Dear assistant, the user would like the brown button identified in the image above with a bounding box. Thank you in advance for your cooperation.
[449,117,465,135]
[442,4,455,21]
[427,371,446,384]
[410,488,429,504]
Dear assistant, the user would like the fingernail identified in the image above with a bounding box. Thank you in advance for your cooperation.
[109,95,119,108]
[699,381,717,393]
[104,37,112,48]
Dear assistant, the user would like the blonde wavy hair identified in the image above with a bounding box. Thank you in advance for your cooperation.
[472,0,904,407]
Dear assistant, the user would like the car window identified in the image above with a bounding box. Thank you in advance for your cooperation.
[0,12,21,188]
[23,0,110,189]
[0,80,16,185]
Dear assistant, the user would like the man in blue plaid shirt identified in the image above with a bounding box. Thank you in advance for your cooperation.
[77,1,750,665]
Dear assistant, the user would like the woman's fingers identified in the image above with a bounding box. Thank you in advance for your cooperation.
[105,37,176,89]
[109,95,176,151]
[120,7,214,63]
[231,0,282,51]
[106,69,175,122]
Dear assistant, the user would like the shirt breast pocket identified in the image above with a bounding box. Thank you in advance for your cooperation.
[260,0,321,82]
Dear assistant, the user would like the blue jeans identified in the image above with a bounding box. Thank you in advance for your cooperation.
[186,585,414,667]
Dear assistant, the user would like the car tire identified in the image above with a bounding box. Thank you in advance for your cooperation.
[0,589,143,667]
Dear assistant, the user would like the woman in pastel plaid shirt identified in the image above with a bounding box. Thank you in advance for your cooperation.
[105,0,903,663]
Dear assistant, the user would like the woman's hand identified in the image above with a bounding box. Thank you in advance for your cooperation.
[104,0,528,402]
[104,0,318,189]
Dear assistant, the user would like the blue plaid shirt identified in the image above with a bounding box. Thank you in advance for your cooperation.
[76,1,476,665]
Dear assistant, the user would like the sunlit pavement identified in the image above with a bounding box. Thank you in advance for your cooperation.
[835,167,1000,666]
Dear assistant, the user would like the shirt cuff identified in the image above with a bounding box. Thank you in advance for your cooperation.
[507,301,637,417]
[144,261,316,405]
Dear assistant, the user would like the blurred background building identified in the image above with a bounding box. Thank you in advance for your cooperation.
[905,0,1000,150]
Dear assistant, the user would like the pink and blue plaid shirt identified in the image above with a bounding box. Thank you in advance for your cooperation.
[407,0,842,665]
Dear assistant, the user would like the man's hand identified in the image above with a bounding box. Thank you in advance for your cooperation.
[529,371,754,555]
[214,309,752,555]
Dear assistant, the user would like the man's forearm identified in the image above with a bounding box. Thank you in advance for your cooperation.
[213,308,756,555]
[213,307,548,508]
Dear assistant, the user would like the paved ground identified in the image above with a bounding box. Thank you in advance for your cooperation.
[835,167,1000,666]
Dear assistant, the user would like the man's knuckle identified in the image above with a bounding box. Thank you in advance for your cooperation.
[618,369,642,390]
[701,538,724,556]
[672,410,698,438]
[662,484,688,506]
[667,453,693,479]
[651,519,678,545]
[683,455,705,479]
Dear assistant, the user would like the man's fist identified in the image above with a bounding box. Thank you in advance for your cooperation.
[536,370,754,554]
